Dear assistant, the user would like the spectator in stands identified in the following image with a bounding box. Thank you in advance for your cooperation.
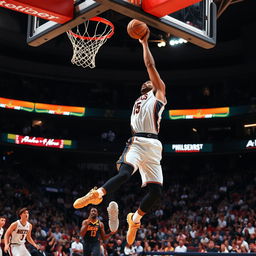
[236,235,250,252]
[112,239,124,256]
[124,244,136,255]
[198,242,206,252]
[200,233,209,246]
[243,222,255,236]
[134,240,143,255]
[174,239,187,252]
[35,226,47,241]
[71,236,83,256]
[0,216,6,256]
[53,227,62,241]
[206,240,218,252]
[53,244,67,256]
[219,243,229,253]
[45,230,57,255]
[217,214,227,230]
[164,241,174,252]
[143,241,151,253]
[63,242,71,256]
[38,244,50,256]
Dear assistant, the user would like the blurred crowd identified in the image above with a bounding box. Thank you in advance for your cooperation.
[0,154,256,256]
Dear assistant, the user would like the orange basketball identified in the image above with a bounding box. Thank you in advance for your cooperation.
[127,19,148,39]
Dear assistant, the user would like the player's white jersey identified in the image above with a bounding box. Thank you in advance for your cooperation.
[131,90,166,134]
[10,220,30,244]
[0,227,3,240]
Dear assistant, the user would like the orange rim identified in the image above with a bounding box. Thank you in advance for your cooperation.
[67,17,114,40]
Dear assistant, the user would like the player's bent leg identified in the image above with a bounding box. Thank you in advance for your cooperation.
[92,242,101,256]
[102,163,134,194]
[140,183,162,213]
[73,164,133,209]
[73,187,103,209]
[83,244,92,256]
[126,212,141,245]
[126,183,162,245]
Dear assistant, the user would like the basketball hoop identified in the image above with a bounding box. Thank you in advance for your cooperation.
[67,17,114,69]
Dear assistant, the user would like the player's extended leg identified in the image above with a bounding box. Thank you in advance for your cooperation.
[73,163,133,209]
[91,242,101,256]
[126,183,162,245]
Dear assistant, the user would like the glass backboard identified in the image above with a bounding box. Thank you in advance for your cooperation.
[27,0,216,48]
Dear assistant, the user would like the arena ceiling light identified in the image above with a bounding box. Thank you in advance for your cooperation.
[244,123,256,128]
[169,38,188,46]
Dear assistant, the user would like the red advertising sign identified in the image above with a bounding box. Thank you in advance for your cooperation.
[15,135,64,148]
[0,0,73,24]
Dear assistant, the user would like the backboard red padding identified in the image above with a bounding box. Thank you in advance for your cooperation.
[142,0,203,17]
[0,0,74,23]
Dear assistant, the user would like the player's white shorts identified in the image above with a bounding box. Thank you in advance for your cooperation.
[0,248,2,256]
[117,136,163,187]
[9,244,31,256]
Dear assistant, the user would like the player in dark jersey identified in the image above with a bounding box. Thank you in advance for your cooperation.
[80,207,115,256]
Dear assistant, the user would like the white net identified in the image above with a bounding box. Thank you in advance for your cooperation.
[67,17,114,69]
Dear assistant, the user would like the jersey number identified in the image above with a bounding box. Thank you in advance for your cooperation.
[134,102,141,114]
[90,230,97,237]
[21,235,26,241]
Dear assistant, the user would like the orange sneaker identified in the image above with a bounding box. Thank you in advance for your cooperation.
[73,187,103,209]
[126,213,140,245]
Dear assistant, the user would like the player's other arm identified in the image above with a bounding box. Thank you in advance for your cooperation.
[27,224,39,249]
[99,222,115,241]
[140,30,166,103]
[4,222,17,252]
[80,219,90,237]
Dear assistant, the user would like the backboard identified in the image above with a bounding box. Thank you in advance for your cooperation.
[27,0,216,49]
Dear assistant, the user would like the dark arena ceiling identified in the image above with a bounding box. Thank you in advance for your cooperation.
[0,0,255,84]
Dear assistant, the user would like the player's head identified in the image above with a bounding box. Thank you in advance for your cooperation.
[141,80,153,95]
[17,208,29,220]
[89,207,98,220]
[0,216,6,227]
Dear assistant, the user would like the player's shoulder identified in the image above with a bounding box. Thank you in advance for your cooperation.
[9,220,18,229]
[82,219,90,225]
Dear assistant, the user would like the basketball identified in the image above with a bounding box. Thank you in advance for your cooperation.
[127,19,148,39]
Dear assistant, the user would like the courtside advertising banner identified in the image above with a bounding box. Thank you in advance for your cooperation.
[2,133,74,149]
[169,107,230,120]
[164,143,213,153]
[0,97,34,112]
[0,97,85,117]
[0,0,73,23]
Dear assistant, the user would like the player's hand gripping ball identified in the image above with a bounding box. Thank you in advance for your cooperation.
[127,19,148,39]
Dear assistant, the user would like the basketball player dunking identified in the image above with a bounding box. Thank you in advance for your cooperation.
[4,208,39,256]
[80,207,115,256]
[74,29,166,245]
[0,216,6,256]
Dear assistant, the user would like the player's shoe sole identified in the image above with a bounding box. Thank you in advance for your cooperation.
[107,201,119,232]
[73,187,103,209]
[126,213,140,245]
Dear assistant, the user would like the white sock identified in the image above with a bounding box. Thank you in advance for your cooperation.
[132,211,142,223]
[96,188,105,198]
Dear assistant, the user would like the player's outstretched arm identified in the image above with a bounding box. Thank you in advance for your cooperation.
[100,222,115,241]
[27,224,39,250]
[4,222,17,252]
[139,30,166,103]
